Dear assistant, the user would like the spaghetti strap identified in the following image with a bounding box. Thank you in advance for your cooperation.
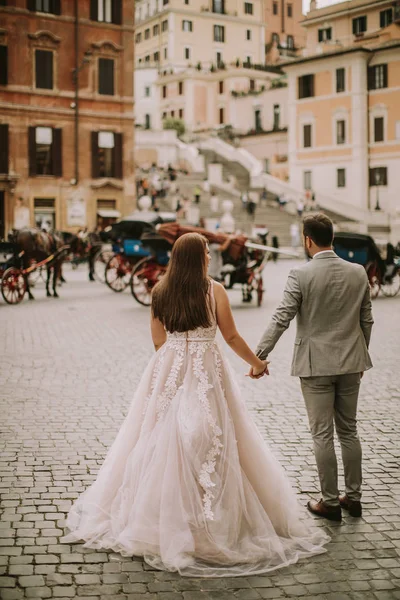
[209,279,217,320]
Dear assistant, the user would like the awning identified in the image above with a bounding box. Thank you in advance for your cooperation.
[97,209,121,218]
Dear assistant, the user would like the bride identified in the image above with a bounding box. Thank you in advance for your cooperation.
[63,232,329,577]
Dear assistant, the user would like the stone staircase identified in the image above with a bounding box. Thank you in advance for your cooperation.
[160,172,297,246]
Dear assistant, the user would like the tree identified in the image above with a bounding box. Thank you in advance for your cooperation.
[163,118,185,137]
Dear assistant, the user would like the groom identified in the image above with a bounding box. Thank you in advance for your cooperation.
[252,214,374,521]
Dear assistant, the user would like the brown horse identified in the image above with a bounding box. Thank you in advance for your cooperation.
[12,228,67,299]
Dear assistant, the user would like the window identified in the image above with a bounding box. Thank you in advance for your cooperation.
[153,24,159,35]
[216,51,223,66]
[273,104,280,130]
[255,109,262,132]
[90,0,122,24]
[162,85,167,98]
[35,50,53,90]
[163,0,169,4]
[145,114,151,130]
[98,58,114,95]
[219,107,224,124]
[34,198,55,230]
[336,67,345,93]
[178,81,183,95]
[352,15,367,35]
[304,171,312,190]
[145,55,150,62]
[246,29,251,40]
[28,0,61,15]
[164,47,168,58]
[245,56,251,66]
[298,74,314,99]
[184,0,189,4]
[214,25,225,42]
[303,124,312,148]
[380,8,393,27]
[336,120,346,144]
[182,20,193,32]
[368,64,388,90]
[171,110,175,118]
[337,168,346,188]
[28,126,62,177]
[318,27,332,42]
[287,3,292,17]
[369,167,387,186]
[0,124,9,174]
[212,0,225,13]
[273,1,278,15]
[179,109,184,119]
[244,2,253,14]
[374,117,384,142]
[144,28,150,40]
[144,86,150,97]
[219,80,224,94]
[272,32,279,45]
[184,47,190,60]
[287,35,294,49]
[153,51,159,62]
[162,112,167,119]
[91,131,123,179]
[135,33,142,43]
[162,20,168,32]
[0,46,7,85]
[249,78,255,91]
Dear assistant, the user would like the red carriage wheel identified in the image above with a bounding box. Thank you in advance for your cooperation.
[256,276,264,307]
[130,257,167,307]
[1,267,27,304]
[105,254,132,293]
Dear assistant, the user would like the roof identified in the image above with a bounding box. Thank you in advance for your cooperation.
[280,38,400,69]
[301,0,393,25]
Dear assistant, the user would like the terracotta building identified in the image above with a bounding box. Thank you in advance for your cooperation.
[282,0,400,240]
[0,0,135,237]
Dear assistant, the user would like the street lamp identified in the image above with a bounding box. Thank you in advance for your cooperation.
[374,170,381,211]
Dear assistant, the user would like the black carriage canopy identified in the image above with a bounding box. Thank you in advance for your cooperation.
[100,211,176,242]
[333,231,386,272]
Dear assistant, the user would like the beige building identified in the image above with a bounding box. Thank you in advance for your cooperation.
[134,0,266,71]
[282,0,400,237]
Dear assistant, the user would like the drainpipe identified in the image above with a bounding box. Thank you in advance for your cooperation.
[281,0,284,34]
[74,0,79,185]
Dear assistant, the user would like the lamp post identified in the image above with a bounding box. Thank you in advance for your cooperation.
[374,170,381,211]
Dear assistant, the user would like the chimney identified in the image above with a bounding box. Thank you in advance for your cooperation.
[309,0,317,11]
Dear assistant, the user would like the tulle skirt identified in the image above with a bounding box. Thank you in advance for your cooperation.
[62,339,329,577]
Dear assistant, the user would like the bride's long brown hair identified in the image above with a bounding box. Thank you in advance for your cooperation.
[152,233,212,333]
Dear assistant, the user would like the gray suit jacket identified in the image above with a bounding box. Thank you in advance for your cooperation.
[256,251,374,377]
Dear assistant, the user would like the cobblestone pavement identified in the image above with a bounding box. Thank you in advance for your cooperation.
[1,259,399,600]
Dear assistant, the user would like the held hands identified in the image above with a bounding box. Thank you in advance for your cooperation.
[247,359,270,380]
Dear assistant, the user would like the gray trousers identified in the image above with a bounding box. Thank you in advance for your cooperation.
[300,373,362,507]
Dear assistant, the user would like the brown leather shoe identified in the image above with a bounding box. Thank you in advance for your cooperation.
[339,495,362,518]
[307,499,342,522]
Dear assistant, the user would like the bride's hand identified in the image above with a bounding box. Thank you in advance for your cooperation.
[248,360,269,379]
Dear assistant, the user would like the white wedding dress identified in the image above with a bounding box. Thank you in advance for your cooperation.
[63,284,329,577]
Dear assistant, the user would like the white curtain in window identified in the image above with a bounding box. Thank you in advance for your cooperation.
[36,127,52,145]
[99,131,115,148]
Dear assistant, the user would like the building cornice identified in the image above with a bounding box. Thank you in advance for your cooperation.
[135,7,266,29]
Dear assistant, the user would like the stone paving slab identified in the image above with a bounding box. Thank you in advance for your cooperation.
[0,261,399,599]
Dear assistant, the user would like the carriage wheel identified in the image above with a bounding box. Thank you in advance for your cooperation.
[366,263,381,299]
[1,267,27,305]
[381,271,400,297]
[130,257,166,307]
[93,249,113,283]
[105,255,132,293]
[256,276,264,307]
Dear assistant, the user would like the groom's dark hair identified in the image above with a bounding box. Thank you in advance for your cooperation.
[303,213,334,247]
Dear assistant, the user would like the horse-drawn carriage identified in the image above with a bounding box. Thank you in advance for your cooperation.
[98,212,176,292]
[333,232,400,298]
[128,223,296,307]
[0,230,69,304]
